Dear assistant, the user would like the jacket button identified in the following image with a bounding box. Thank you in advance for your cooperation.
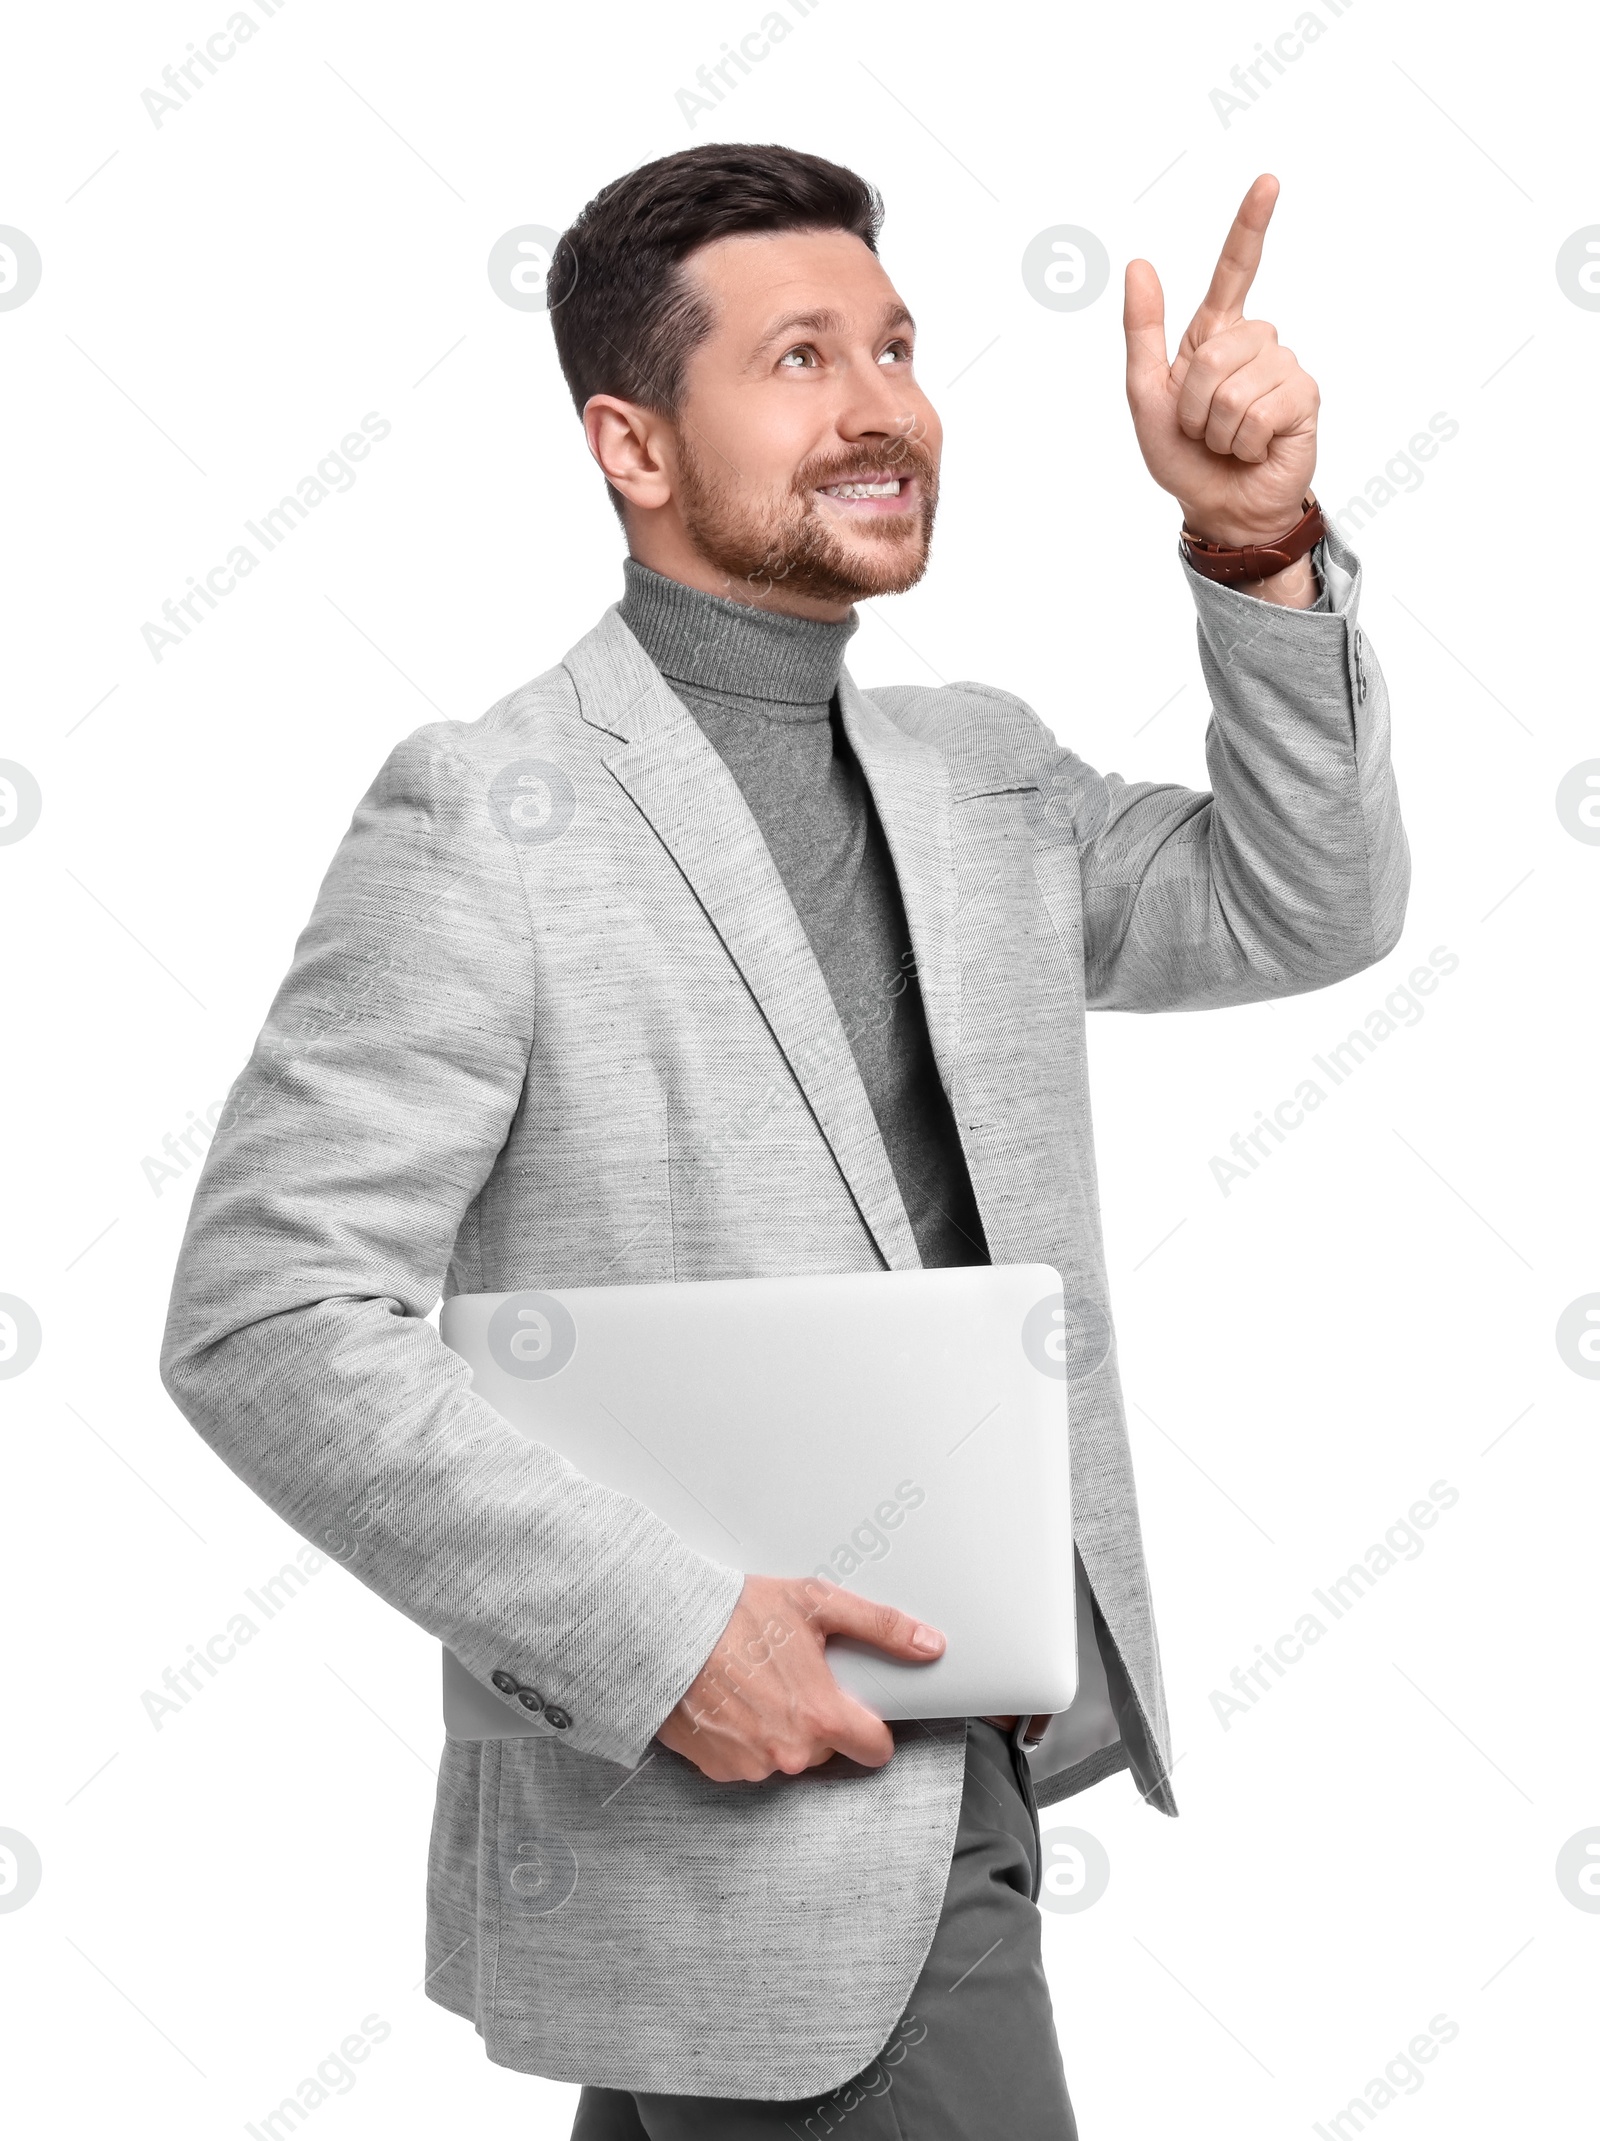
[491,1670,519,1694]
[516,1688,545,1714]
[544,1704,572,1731]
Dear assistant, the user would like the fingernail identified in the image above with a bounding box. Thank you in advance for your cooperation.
[910,1623,943,1655]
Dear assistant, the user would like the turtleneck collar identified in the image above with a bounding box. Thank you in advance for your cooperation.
[619,557,858,720]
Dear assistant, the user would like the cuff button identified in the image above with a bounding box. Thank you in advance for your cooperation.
[516,1688,545,1714]
[544,1704,572,1731]
[491,1670,519,1694]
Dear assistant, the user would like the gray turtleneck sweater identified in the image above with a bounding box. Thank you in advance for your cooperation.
[618,558,989,1271]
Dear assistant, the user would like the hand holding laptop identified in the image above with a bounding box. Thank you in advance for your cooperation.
[656,1573,947,1781]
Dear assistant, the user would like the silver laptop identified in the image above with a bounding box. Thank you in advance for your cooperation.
[439,1262,1076,1736]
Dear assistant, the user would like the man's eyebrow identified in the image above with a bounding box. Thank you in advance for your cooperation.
[751,300,916,356]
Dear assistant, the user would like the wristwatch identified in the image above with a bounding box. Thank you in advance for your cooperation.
[1179,492,1325,585]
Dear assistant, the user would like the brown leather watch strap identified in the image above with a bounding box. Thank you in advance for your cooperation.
[1179,492,1325,585]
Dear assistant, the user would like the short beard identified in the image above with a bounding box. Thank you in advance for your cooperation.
[673,431,940,608]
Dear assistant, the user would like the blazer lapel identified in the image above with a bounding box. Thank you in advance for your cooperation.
[840,668,1075,1273]
[562,607,923,1273]
[834,669,961,1100]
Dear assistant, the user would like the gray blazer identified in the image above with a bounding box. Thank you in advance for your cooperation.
[160,527,1407,2099]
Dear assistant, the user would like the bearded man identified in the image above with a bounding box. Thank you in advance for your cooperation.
[162,143,1408,2138]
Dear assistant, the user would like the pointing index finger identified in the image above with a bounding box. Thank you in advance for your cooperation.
[1199,173,1280,323]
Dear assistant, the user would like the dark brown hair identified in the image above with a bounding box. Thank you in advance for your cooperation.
[549,144,883,518]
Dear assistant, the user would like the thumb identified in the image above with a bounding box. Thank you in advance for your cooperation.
[1123,257,1170,416]
[805,1582,946,1662]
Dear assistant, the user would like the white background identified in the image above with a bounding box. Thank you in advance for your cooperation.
[3,0,1595,2133]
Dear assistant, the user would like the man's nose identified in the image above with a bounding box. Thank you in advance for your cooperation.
[834,363,933,445]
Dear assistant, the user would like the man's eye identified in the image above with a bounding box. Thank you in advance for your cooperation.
[878,340,912,366]
[778,346,818,368]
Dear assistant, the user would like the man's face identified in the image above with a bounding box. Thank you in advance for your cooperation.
[664,228,943,607]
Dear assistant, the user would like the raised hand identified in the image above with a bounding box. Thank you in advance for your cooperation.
[1123,172,1319,549]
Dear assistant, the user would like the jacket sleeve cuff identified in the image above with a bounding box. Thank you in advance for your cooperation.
[475,1536,747,1769]
[1178,522,1370,724]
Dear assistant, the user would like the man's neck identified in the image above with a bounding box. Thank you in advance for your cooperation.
[617,558,856,712]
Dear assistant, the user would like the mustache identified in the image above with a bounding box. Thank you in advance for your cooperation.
[792,431,939,496]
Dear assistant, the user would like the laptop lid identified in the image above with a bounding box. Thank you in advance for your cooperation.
[439,1262,1076,1736]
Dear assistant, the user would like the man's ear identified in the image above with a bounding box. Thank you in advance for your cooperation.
[583,395,674,513]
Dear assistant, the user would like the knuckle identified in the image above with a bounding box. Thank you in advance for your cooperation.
[770,1728,813,1771]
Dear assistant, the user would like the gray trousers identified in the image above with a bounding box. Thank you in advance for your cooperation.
[570,1719,1078,2139]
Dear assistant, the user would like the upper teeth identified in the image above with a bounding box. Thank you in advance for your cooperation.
[824,480,901,498]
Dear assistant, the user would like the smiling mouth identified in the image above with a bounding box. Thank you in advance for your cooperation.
[815,473,916,511]
[822,476,902,497]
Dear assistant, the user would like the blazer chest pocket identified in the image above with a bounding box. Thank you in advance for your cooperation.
[955,751,1110,852]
